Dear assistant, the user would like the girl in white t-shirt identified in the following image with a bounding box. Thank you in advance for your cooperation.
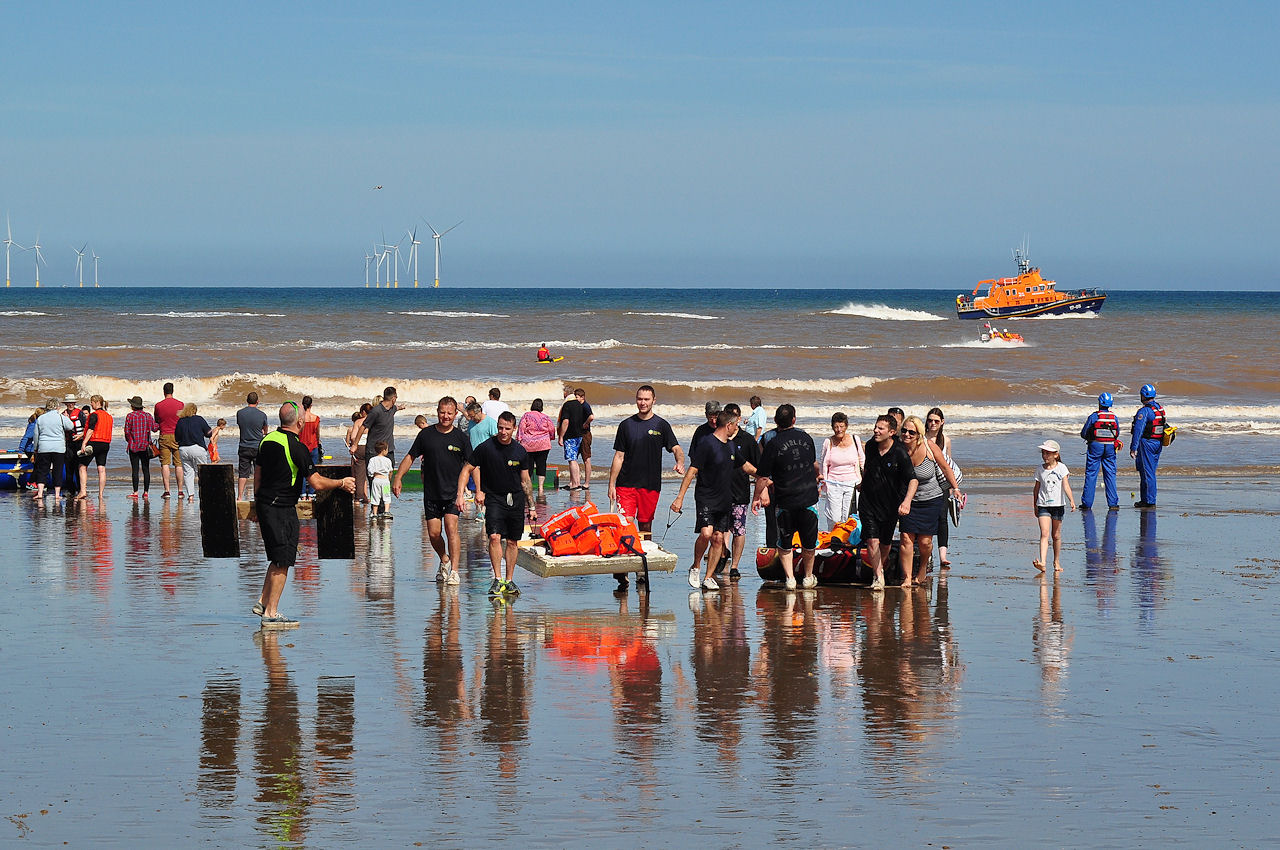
[1032,440,1074,572]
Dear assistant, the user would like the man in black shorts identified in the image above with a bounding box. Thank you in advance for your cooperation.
[252,402,356,629]
[462,411,536,599]
[859,414,914,591]
[722,402,760,580]
[672,409,754,592]
[393,396,473,586]
[752,404,820,591]
[236,391,268,500]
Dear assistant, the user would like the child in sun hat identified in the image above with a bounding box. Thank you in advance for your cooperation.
[1032,439,1074,572]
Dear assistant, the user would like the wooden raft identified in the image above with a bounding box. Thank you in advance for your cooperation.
[515,542,678,578]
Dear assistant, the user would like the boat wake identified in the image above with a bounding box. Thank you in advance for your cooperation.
[826,303,947,321]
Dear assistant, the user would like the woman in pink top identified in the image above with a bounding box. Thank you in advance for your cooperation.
[818,411,866,531]
[517,398,557,495]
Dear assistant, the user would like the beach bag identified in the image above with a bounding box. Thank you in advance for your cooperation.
[935,450,962,491]
[148,440,159,459]
[1161,424,1177,447]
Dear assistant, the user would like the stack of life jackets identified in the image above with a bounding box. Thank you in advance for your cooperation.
[538,502,644,558]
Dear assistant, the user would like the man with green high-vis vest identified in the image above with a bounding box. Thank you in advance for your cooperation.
[252,402,355,629]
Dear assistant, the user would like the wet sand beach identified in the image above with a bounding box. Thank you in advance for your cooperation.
[2,475,1277,846]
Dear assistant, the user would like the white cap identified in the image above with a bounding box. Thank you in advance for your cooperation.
[1037,439,1061,453]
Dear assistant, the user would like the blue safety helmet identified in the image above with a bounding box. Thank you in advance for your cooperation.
[1098,392,1112,409]
[1140,384,1156,400]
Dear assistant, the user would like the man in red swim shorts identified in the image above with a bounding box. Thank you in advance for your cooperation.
[607,384,686,590]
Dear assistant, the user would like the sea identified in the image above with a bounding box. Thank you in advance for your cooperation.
[2,286,1278,472]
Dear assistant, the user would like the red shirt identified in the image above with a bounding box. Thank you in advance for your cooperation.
[154,397,184,435]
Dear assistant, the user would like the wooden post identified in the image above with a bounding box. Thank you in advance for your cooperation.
[313,464,354,560]
[198,463,240,558]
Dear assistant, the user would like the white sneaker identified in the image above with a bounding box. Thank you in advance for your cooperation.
[446,569,461,586]
[688,565,701,589]
[701,576,719,592]
[871,575,885,592]
[435,564,448,582]
[801,574,818,589]
[784,576,797,591]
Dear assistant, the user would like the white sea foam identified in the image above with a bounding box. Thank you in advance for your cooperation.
[1028,311,1099,320]
[0,310,51,316]
[826,303,947,321]
[674,377,878,394]
[624,311,722,320]
[131,311,286,318]
[394,310,510,318]
[942,338,1030,349]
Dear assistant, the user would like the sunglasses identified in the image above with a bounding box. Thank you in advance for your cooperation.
[902,429,918,436]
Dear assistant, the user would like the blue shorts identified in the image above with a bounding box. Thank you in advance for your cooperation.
[1036,505,1066,520]
[563,437,583,462]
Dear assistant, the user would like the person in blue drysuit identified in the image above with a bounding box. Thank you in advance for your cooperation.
[1079,392,1120,510]
[1129,384,1165,508]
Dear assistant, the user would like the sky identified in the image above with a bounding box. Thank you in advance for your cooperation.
[2,1,1277,288]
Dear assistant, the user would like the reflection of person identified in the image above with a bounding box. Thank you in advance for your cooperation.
[1032,440,1074,573]
[1079,392,1120,511]
[1082,507,1119,613]
[1132,508,1164,622]
[1129,384,1165,508]
[253,630,307,844]
[481,603,529,782]
[1032,575,1072,706]
[394,396,472,585]
[252,402,356,629]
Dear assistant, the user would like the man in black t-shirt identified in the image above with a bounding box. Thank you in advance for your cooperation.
[393,396,473,586]
[723,402,760,579]
[253,402,356,629]
[353,386,405,463]
[462,411,535,598]
[752,404,820,591]
[688,400,721,457]
[859,414,915,591]
[557,388,589,491]
[672,409,755,592]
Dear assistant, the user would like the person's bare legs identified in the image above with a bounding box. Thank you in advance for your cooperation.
[1051,517,1064,571]
[97,464,107,499]
[260,563,289,617]
[427,517,448,565]
[899,533,916,586]
[914,536,933,584]
[799,546,816,580]
[503,540,518,581]
[161,460,172,496]
[729,530,746,572]
[865,538,884,587]
[488,534,505,580]
[1035,514,1051,571]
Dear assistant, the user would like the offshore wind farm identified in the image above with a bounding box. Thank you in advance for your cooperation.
[363,217,462,288]
[3,215,101,289]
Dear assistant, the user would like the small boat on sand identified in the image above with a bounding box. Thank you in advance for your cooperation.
[0,452,33,491]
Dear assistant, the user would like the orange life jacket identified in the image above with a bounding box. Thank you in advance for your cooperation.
[89,409,113,443]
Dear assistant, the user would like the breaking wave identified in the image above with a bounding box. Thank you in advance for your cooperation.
[826,303,947,321]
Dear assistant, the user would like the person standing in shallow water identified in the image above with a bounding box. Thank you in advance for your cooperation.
[1130,384,1166,508]
[1079,393,1120,511]
[252,402,355,629]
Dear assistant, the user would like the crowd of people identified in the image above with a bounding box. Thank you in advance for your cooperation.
[14,378,1169,629]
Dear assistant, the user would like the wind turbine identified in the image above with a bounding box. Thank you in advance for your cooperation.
[424,220,462,289]
[383,238,402,289]
[4,216,23,288]
[32,234,45,288]
[374,244,386,288]
[74,244,87,288]
[92,251,100,287]
[364,252,373,288]
[407,227,422,288]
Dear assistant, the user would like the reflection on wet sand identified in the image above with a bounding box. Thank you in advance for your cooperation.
[691,585,750,772]
[1082,508,1120,614]
[314,676,357,818]
[422,585,472,783]
[857,579,962,789]
[482,602,531,788]
[753,588,819,782]
[253,631,308,844]
[1132,510,1169,623]
[540,600,673,797]
[1032,576,1073,712]
[198,674,241,815]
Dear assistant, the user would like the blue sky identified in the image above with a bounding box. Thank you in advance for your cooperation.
[2,1,1277,288]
